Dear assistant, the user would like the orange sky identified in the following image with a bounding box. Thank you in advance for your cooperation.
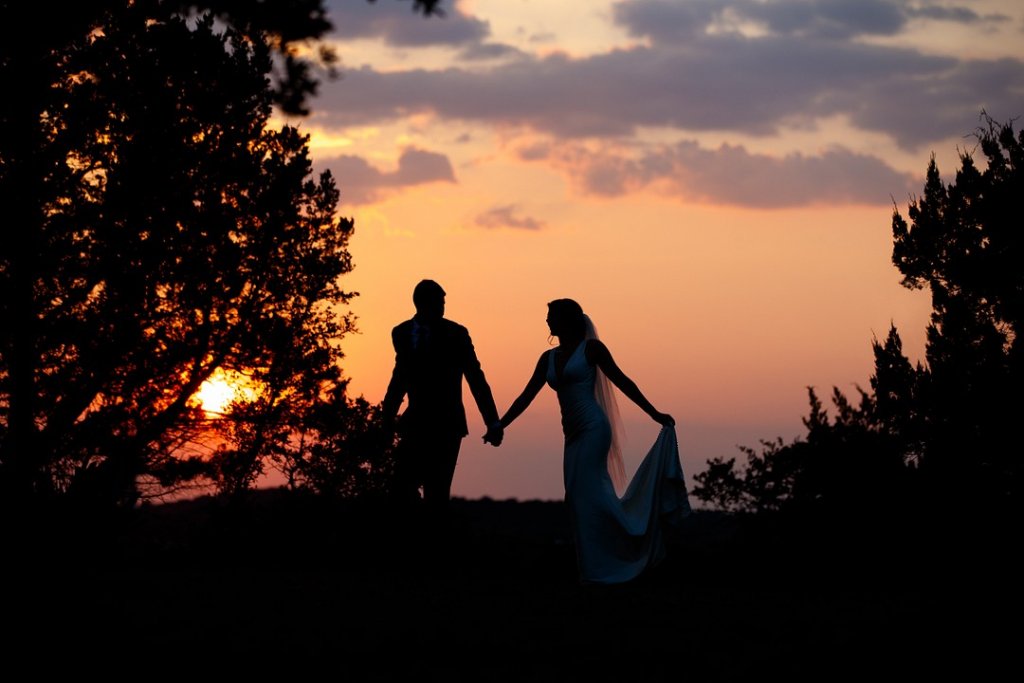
[267,0,1024,501]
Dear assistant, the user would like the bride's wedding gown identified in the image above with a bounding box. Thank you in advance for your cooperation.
[547,343,691,584]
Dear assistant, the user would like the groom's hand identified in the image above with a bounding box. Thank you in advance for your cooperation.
[483,421,504,447]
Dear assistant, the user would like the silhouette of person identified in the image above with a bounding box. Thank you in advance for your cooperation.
[382,280,503,515]
[495,299,689,583]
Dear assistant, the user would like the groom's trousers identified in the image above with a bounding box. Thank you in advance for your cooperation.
[393,427,463,513]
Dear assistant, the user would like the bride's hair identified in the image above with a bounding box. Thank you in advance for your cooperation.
[547,298,586,339]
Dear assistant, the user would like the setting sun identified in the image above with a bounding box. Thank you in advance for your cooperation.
[194,377,235,415]
[192,368,260,416]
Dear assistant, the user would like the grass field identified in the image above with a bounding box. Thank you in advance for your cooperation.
[4,490,1018,680]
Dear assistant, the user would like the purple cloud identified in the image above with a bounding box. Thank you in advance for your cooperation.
[315,34,1022,150]
[325,0,489,46]
[320,147,455,205]
[521,139,918,208]
[908,4,1010,24]
[474,204,545,230]
[458,41,529,61]
[613,0,1008,43]
[311,0,1023,210]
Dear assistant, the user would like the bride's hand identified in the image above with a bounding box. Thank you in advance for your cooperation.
[653,412,675,427]
[483,420,504,446]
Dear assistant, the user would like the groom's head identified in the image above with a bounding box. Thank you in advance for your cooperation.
[413,279,446,321]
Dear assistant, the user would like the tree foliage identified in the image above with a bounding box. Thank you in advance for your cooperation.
[0,1,430,508]
[890,114,1023,498]
[693,114,1023,519]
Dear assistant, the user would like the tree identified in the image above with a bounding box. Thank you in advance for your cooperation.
[0,1,439,508]
[692,383,909,519]
[693,114,1023,518]
[889,113,1023,507]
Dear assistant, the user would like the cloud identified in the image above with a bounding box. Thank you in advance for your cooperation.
[458,41,529,61]
[325,0,489,46]
[317,36,1022,149]
[302,1,1022,215]
[321,147,455,205]
[613,0,1008,42]
[520,139,918,208]
[314,0,1024,158]
[613,0,907,41]
[611,0,721,40]
[740,0,907,40]
[474,204,545,230]
[907,4,1010,24]
[528,31,557,44]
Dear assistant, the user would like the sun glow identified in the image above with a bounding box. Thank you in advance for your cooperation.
[195,379,234,415]
[192,368,259,416]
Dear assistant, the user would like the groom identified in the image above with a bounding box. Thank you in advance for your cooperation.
[382,279,503,513]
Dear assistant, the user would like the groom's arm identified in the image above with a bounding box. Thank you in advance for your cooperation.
[460,327,500,428]
[381,326,408,425]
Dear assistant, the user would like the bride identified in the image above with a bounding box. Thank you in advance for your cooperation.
[487,299,691,584]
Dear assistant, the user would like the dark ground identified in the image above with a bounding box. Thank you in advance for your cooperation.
[3,490,1019,681]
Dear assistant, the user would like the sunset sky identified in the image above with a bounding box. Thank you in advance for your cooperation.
[273,0,1024,502]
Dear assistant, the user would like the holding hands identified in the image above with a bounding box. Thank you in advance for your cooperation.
[483,420,504,447]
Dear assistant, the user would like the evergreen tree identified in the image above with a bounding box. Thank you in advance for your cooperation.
[0,1,436,507]
[693,115,1023,517]
[890,114,1023,508]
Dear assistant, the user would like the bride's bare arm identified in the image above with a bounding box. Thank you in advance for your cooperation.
[588,340,674,426]
[499,352,549,429]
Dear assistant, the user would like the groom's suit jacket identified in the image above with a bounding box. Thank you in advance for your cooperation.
[382,317,499,438]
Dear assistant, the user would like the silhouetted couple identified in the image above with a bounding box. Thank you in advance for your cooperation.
[382,280,690,584]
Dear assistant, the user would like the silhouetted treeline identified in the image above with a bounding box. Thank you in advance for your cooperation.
[0,1,445,510]
[693,114,1023,530]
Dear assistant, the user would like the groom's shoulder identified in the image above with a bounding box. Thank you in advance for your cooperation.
[439,318,470,337]
[392,319,414,336]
